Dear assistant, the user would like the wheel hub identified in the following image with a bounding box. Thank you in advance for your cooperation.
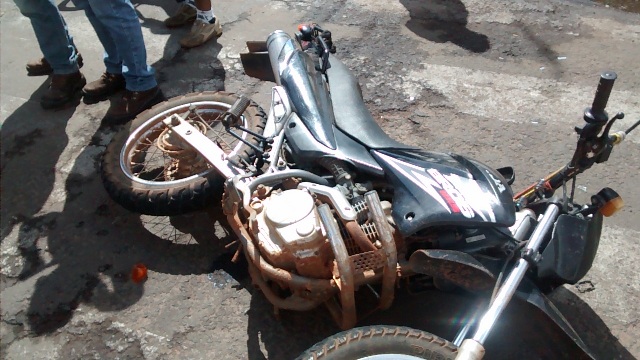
[156,120,209,180]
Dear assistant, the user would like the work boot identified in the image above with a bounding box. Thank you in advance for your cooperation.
[164,4,197,28]
[82,72,126,104]
[179,18,223,48]
[40,71,86,109]
[103,86,164,124]
[26,53,84,76]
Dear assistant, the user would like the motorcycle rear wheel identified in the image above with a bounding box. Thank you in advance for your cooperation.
[101,91,266,216]
[297,325,457,360]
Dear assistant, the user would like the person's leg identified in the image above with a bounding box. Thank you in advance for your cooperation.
[14,0,85,109]
[71,0,126,103]
[194,0,214,22]
[13,0,80,75]
[180,0,221,48]
[195,0,211,11]
[71,0,122,76]
[83,0,161,122]
[165,0,197,28]
[84,0,156,92]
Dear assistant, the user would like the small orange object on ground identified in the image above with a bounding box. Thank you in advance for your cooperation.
[131,263,148,283]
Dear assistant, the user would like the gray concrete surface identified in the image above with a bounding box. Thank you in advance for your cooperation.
[1,0,639,359]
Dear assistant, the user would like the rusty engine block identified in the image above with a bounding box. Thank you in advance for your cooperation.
[225,174,399,330]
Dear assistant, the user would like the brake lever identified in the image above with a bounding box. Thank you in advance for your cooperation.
[601,112,624,139]
[596,115,640,165]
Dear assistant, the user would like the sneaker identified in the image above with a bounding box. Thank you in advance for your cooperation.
[179,18,222,49]
[164,4,197,28]
[103,86,164,124]
[82,72,126,104]
[26,53,84,76]
[40,71,86,109]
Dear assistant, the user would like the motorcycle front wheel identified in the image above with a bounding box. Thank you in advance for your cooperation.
[101,91,266,216]
[296,326,457,360]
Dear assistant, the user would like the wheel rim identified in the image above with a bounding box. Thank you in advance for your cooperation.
[120,100,249,187]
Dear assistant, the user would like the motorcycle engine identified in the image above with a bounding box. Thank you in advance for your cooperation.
[252,189,333,278]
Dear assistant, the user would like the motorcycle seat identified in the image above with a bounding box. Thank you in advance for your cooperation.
[326,56,416,150]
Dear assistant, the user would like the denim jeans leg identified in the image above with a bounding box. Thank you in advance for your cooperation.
[71,0,122,75]
[83,0,157,91]
[13,0,79,74]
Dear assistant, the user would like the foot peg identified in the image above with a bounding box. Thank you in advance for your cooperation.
[225,96,251,126]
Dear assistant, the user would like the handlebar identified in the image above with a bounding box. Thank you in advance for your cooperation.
[513,72,640,206]
[515,119,638,205]
[590,71,617,119]
[569,71,621,168]
[295,23,336,74]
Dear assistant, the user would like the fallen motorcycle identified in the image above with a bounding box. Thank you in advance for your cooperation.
[100,24,639,360]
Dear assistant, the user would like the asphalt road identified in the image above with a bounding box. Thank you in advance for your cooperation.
[1,0,639,359]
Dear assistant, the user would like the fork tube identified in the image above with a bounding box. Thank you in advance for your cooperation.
[453,302,487,346]
[471,204,560,345]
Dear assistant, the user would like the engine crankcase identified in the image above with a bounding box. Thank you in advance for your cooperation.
[253,189,332,278]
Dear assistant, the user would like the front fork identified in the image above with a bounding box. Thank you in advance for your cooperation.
[455,204,561,360]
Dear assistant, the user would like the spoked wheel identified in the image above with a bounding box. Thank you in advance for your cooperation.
[296,326,457,360]
[101,91,266,215]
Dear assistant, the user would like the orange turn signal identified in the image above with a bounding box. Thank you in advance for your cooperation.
[599,196,624,217]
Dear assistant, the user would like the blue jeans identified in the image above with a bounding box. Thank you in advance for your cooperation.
[72,0,157,91]
[13,0,80,74]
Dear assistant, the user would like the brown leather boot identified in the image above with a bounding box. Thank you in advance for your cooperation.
[26,53,84,76]
[103,86,164,124]
[82,72,126,104]
[40,71,87,109]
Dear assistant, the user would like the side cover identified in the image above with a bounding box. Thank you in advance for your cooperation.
[372,149,516,236]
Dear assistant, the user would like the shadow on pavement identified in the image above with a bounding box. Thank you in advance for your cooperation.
[1,0,228,335]
[1,80,78,269]
[399,0,490,53]
[203,251,340,360]
[550,287,636,360]
[241,283,636,359]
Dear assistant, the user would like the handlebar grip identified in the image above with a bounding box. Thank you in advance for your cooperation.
[591,71,617,115]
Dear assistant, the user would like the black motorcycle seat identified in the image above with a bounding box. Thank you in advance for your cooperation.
[326,56,416,150]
